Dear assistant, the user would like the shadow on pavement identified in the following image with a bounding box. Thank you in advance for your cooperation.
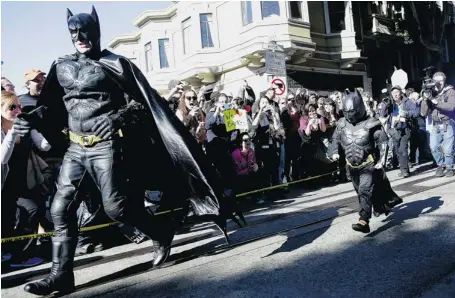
[366,196,444,238]
[1,255,103,290]
[69,193,455,298]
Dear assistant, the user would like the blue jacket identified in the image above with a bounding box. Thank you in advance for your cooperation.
[380,96,418,130]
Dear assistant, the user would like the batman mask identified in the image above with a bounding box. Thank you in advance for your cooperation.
[343,89,367,124]
[66,6,101,58]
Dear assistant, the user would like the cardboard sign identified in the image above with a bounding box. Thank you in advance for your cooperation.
[223,109,249,132]
[223,109,237,132]
[234,109,248,131]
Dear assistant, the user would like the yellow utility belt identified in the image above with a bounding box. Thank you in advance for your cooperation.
[346,154,375,169]
[68,129,123,147]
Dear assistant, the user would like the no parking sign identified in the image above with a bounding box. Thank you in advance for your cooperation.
[271,78,286,96]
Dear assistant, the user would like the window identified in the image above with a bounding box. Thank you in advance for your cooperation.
[200,14,214,48]
[289,1,302,19]
[182,18,191,54]
[327,1,346,33]
[241,1,253,26]
[144,42,152,72]
[158,39,170,69]
[261,1,280,18]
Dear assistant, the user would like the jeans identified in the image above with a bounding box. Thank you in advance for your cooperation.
[391,128,411,173]
[429,120,454,169]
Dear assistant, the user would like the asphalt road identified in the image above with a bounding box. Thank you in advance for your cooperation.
[2,165,454,298]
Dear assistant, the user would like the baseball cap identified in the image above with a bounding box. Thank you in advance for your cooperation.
[391,85,402,92]
[25,69,46,81]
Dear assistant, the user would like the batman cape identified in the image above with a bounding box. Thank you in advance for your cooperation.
[36,50,229,230]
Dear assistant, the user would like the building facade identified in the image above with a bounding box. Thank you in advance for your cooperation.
[108,1,455,97]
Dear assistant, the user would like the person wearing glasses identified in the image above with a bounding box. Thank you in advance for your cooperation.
[1,77,16,93]
[1,90,50,267]
[19,69,46,113]
[176,89,206,144]
[231,132,259,196]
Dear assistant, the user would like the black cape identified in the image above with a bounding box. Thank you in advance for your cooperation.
[37,50,224,220]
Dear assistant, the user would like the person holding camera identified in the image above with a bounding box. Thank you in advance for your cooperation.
[422,72,455,177]
[380,86,418,178]
[251,97,284,191]
[205,93,236,188]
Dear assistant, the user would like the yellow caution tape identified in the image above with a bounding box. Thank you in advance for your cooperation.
[1,168,339,243]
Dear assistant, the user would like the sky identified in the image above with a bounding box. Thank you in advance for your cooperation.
[1,1,171,94]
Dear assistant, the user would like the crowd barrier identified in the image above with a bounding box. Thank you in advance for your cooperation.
[1,168,339,244]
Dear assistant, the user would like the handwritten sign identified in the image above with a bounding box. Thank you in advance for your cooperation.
[234,109,248,130]
[223,109,237,132]
[223,109,249,132]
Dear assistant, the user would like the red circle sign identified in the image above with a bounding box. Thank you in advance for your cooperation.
[271,78,286,95]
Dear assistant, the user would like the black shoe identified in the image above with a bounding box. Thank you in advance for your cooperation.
[435,166,445,177]
[445,169,454,177]
[24,237,77,296]
[352,220,370,233]
[151,241,171,268]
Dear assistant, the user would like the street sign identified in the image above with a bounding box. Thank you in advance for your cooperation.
[271,78,286,96]
[266,51,286,76]
[391,69,408,90]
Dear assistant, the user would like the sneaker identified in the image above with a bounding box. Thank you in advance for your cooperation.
[9,257,44,268]
[435,166,445,177]
[75,243,95,256]
[445,169,454,177]
[352,220,370,233]
[94,243,104,252]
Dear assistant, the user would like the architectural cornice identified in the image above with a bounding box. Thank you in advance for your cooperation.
[132,5,177,28]
[107,31,141,49]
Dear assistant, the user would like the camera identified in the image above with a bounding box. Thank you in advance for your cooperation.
[421,66,437,100]
[380,88,391,104]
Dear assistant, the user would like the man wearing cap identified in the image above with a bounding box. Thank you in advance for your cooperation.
[380,85,419,178]
[19,69,46,113]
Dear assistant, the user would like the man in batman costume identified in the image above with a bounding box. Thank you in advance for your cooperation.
[19,7,231,296]
[329,89,403,233]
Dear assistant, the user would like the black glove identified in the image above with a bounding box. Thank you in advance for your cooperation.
[91,114,121,140]
[12,116,31,137]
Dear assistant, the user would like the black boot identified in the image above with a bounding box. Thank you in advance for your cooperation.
[152,240,171,267]
[24,237,77,296]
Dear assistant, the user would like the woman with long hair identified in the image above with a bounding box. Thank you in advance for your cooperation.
[175,89,206,144]
[1,90,51,267]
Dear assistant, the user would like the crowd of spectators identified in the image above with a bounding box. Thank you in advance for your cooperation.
[2,69,452,269]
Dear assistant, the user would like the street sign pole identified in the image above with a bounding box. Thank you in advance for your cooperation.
[264,40,288,97]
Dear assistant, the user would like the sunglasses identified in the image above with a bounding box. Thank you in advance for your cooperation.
[8,104,22,111]
[185,96,197,101]
[242,138,250,142]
